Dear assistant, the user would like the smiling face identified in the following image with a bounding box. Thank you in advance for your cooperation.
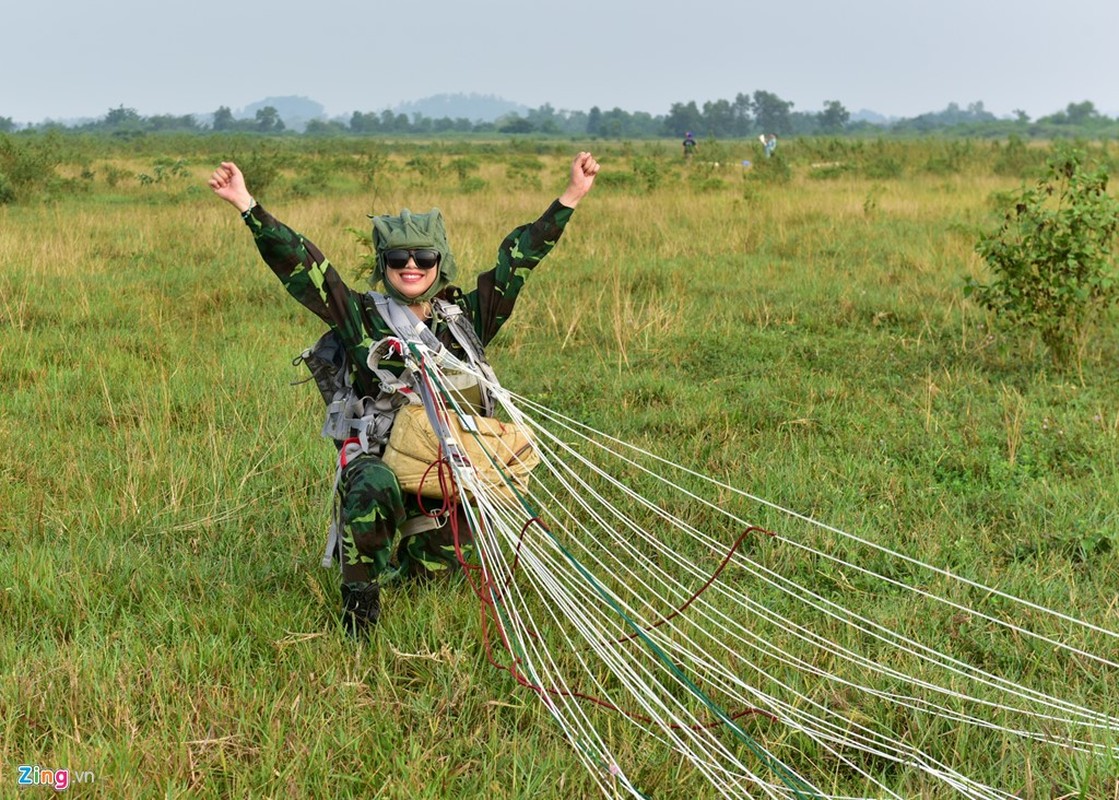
[384,258,440,300]
[381,247,442,301]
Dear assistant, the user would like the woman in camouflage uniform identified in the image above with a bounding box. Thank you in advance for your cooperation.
[208,153,599,634]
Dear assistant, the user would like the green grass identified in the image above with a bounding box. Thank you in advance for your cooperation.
[1,140,1117,798]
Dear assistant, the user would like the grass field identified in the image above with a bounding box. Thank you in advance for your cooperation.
[1,137,1117,798]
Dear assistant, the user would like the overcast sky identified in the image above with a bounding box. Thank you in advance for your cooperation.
[5,0,1116,124]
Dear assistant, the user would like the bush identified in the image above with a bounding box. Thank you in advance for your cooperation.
[967,146,1119,365]
[0,172,14,204]
[632,156,666,192]
[592,170,638,191]
[748,151,791,185]
[0,132,63,202]
[458,176,487,194]
[238,149,282,199]
[992,135,1041,178]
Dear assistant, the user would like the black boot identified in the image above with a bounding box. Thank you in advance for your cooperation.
[341,581,381,636]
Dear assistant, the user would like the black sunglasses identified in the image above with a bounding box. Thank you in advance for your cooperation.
[384,248,441,270]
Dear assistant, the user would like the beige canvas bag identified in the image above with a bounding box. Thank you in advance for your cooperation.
[382,405,539,502]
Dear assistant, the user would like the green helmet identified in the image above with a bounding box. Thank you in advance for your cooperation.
[370,208,458,304]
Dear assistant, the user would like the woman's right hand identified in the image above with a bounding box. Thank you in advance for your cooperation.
[208,162,255,213]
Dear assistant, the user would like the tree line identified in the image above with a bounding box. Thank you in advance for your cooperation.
[3,93,1117,139]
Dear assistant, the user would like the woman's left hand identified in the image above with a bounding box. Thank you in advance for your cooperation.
[559,152,600,208]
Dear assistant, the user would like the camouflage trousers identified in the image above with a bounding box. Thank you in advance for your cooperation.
[337,451,474,591]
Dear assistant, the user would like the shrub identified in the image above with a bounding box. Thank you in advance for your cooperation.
[238,149,282,199]
[967,146,1119,365]
[459,176,487,194]
[992,135,1041,178]
[748,151,791,185]
[0,132,63,202]
[632,156,666,192]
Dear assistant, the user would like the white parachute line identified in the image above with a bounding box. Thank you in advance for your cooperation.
[413,450,649,790]
[449,462,829,793]
[414,354,1118,794]
[500,392,1119,691]
[458,482,783,796]
[483,538,787,797]
[538,461,1110,749]
[478,501,778,783]
[496,411,1114,735]
[598,598,1030,798]
[693,584,1113,747]
[505,389,1118,648]
[624,595,1075,756]
[477,494,1008,800]
[456,455,1006,796]
[502,448,1112,770]
[718,553,1117,727]
[463,378,1110,751]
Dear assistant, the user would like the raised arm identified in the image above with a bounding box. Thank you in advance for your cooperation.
[460,152,599,344]
[208,162,375,390]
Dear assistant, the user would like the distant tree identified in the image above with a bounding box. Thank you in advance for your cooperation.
[732,93,753,136]
[498,115,535,134]
[104,105,141,126]
[254,106,284,133]
[788,111,819,136]
[894,101,996,133]
[627,111,660,138]
[526,103,560,134]
[702,99,735,137]
[0,116,14,133]
[817,100,850,134]
[966,101,996,121]
[304,118,348,136]
[599,107,633,138]
[751,91,794,136]
[1013,109,1031,124]
[212,106,236,131]
[561,110,589,136]
[148,114,199,132]
[350,110,380,134]
[1064,101,1100,125]
[663,101,703,137]
[586,106,603,136]
[378,111,409,133]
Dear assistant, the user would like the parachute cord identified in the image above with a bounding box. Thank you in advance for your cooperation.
[457,510,778,730]
[612,525,774,644]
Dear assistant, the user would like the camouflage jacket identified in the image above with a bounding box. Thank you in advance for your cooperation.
[242,200,575,398]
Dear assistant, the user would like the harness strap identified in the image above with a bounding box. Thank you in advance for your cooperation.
[321,437,364,569]
[433,300,498,416]
[399,513,449,540]
[315,293,497,569]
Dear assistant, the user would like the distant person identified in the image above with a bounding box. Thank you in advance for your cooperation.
[207,152,599,635]
[760,133,778,158]
[682,132,697,159]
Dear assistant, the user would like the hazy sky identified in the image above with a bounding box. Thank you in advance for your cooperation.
[5,0,1117,124]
